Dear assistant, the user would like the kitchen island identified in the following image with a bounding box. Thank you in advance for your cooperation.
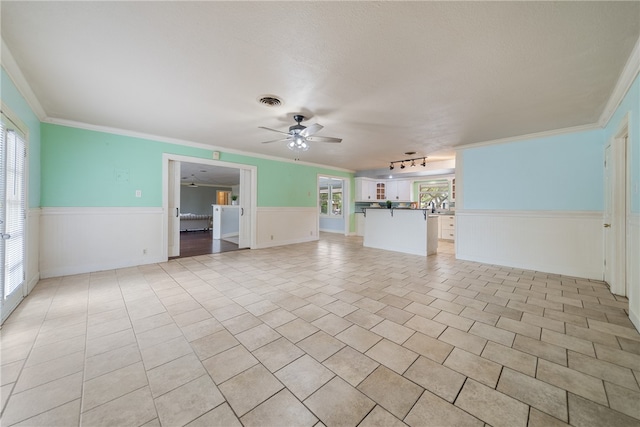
[363,208,439,256]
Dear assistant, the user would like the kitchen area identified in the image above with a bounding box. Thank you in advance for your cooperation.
[354,175,456,256]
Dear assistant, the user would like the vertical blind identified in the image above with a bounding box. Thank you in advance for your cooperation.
[1,118,26,299]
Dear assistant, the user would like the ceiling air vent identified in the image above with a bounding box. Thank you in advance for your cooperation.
[258,95,282,107]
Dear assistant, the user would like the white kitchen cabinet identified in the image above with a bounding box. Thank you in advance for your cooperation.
[439,215,455,241]
[355,178,387,201]
[386,180,412,201]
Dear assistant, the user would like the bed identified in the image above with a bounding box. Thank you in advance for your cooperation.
[179,213,212,231]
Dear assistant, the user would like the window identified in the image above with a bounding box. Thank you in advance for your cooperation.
[319,177,343,216]
[418,180,449,209]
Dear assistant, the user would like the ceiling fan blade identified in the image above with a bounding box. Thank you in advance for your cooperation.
[300,123,323,137]
[261,138,291,144]
[307,136,342,143]
[259,126,290,135]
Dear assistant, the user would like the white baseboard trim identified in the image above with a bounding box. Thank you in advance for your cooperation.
[455,210,604,279]
[255,235,319,249]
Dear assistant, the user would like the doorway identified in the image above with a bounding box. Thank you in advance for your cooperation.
[603,115,629,296]
[163,154,256,259]
[1,112,27,323]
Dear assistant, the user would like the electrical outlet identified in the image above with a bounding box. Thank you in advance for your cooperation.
[135,190,142,198]
[270,235,274,240]
[142,248,147,255]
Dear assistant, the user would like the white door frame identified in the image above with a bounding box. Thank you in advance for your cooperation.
[604,113,629,296]
[162,153,257,259]
[317,174,350,236]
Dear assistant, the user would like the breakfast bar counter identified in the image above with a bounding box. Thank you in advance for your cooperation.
[362,208,439,256]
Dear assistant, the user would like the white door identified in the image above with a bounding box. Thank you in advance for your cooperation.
[168,160,181,257]
[1,116,27,323]
[604,144,613,285]
[238,168,252,249]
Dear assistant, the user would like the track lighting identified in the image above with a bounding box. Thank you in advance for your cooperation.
[389,156,427,170]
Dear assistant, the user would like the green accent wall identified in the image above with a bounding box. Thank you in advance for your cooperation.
[41,124,355,226]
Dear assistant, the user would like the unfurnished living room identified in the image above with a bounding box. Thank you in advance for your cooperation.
[1,2,639,427]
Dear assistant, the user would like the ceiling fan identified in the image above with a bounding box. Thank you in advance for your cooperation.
[259,114,342,152]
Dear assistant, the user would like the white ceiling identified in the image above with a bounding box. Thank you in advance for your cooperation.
[2,2,639,172]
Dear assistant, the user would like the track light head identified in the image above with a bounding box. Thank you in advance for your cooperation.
[421,157,426,167]
[400,162,405,169]
[389,163,394,170]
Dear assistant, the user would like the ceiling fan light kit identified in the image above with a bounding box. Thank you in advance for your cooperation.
[259,114,342,153]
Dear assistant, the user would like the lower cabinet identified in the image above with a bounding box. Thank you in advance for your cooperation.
[439,215,455,241]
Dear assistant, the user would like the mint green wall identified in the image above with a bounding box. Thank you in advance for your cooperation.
[41,123,355,229]
[603,73,639,213]
[1,67,41,208]
[462,129,605,211]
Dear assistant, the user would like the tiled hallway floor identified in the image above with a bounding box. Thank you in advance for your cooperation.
[2,234,639,426]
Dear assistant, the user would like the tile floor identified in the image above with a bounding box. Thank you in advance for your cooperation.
[1,234,640,426]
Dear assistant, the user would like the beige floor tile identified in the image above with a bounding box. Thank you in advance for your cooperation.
[568,350,639,390]
[1,360,24,387]
[26,335,86,367]
[86,317,131,340]
[154,375,225,427]
[376,305,414,324]
[140,335,193,370]
[444,348,501,388]
[209,303,248,322]
[252,337,304,372]
[185,403,242,427]
[82,361,148,412]
[259,308,297,328]
[358,405,405,427]
[235,323,281,351]
[370,319,414,344]
[541,329,596,356]
[459,306,500,326]
[358,366,423,419]
[276,318,319,343]
[335,324,383,353]
[497,367,568,421]
[294,304,330,322]
[14,350,84,394]
[528,409,570,427]
[80,386,157,427]
[303,376,375,427]
[190,329,239,360]
[618,337,640,355]
[365,339,418,374]
[594,343,640,370]
[12,398,81,427]
[344,308,384,329]
[404,389,483,427]
[146,353,206,398]
[513,334,567,365]
[432,311,474,332]
[404,301,440,319]
[219,364,284,417]
[404,356,465,402]
[404,315,447,338]
[438,327,487,355]
[402,332,453,363]
[484,303,524,320]
[469,321,515,347]
[353,297,387,313]
[202,345,258,384]
[131,312,175,334]
[536,359,608,405]
[2,372,83,426]
[241,389,318,427]
[297,330,345,362]
[496,317,541,339]
[604,381,640,420]
[455,379,528,427]
[275,354,335,400]
[312,313,353,336]
[323,346,379,387]
[170,307,211,328]
[481,341,537,377]
[567,393,640,427]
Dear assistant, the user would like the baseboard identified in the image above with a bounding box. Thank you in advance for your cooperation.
[255,235,318,249]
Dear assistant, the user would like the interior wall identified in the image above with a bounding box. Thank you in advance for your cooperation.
[180,185,231,214]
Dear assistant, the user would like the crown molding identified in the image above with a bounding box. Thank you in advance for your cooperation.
[454,122,601,152]
[599,35,640,128]
[45,117,355,174]
[1,39,47,121]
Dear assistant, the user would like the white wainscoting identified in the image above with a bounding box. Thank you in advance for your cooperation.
[40,207,165,278]
[456,210,604,280]
[255,207,318,249]
[628,213,640,331]
[27,208,40,293]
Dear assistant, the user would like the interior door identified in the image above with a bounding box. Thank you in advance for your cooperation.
[604,144,613,285]
[238,168,252,249]
[168,160,181,257]
[1,116,27,323]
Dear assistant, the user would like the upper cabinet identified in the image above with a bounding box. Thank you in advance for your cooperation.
[355,178,411,202]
